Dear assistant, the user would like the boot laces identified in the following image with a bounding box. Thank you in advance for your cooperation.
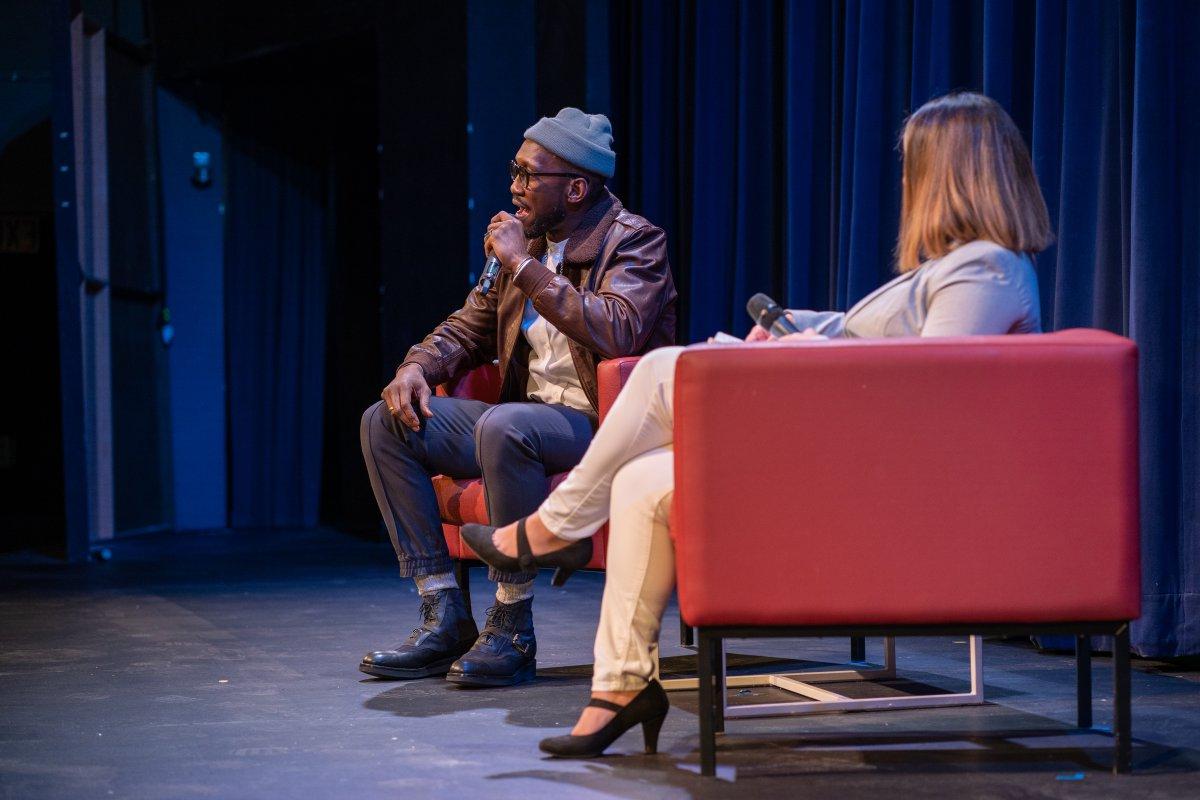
[479,603,519,645]
[405,594,442,642]
[419,595,441,625]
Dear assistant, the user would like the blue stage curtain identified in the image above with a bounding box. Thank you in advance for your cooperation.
[608,0,1198,656]
[224,132,329,530]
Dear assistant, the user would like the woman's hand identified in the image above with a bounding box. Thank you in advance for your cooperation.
[778,328,827,342]
[746,313,815,342]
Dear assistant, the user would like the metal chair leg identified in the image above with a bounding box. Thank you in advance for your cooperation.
[680,616,695,649]
[1112,623,1132,774]
[1076,634,1092,729]
[698,630,717,777]
[714,637,725,733]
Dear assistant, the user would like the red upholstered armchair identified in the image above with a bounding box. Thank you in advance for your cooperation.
[670,330,1140,775]
[433,357,641,611]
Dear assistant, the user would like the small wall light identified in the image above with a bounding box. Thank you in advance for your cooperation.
[191,151,213,189]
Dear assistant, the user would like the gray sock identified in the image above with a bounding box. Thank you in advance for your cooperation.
[495,580,535,605]
[414,572,458,596]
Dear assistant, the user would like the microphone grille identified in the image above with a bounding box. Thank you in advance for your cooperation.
[746,293,773,319]
[747,293,788,330]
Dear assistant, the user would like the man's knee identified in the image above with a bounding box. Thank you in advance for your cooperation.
[361,399,383,437]
[473,404,535,461]
[360,400,398,455]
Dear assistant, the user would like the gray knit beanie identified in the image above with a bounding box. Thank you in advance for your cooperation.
[523,108,616,178]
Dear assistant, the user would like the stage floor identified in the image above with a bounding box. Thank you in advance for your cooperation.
[1,527,1197,799]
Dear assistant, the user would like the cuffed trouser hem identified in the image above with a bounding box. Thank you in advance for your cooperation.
[590,677,651,692]
[398,555,536,585]
[538,506,606,543]
[487,565,539,585]
[396,556,455,579]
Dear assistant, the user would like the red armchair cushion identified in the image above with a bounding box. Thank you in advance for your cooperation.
[434,357,642,571]
[671,330,1140,628]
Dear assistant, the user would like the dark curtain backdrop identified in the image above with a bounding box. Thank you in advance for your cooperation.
[608,0,1198,657]
[224,93,330,530]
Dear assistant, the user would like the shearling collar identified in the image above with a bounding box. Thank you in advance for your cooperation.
[526,189,623,269]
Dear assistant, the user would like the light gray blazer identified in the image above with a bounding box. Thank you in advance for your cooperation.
[787,240,1042,338]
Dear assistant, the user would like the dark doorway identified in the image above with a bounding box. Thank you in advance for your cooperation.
[0,120,65,555]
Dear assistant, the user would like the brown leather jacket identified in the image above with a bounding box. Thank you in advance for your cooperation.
[400,190,677,413]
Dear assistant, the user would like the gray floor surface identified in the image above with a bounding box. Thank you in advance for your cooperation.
[1,527,1197,799]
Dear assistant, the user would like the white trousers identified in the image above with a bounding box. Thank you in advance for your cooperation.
[538,346,684,691]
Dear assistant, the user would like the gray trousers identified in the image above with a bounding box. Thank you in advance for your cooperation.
[359,395,595,584]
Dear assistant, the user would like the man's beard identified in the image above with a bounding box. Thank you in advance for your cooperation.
[524,200,567,239]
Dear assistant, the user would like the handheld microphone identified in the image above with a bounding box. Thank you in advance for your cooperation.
[746,293,801,338]
[477,254,501,295]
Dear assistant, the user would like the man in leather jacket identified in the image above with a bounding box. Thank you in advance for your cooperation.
[358,108,677,687]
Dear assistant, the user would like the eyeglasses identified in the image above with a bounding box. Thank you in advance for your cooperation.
[509,160,583,190]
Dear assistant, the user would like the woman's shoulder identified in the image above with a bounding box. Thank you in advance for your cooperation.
[919,240,1035,287]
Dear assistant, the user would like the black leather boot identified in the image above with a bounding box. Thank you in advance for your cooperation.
[445,597,537,687]
[359,588,478,679]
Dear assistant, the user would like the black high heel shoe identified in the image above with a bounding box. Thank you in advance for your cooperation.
[538,680,670,758]
[461,518,593,587]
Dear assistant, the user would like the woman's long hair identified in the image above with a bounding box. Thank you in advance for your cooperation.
[896,92,1053,272]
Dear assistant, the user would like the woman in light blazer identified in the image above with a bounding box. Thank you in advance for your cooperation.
[463,91,1053,757]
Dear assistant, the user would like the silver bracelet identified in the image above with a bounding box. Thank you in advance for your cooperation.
[514,256,536,276]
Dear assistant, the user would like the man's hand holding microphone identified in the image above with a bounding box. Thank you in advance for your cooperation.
[482,211,530,277]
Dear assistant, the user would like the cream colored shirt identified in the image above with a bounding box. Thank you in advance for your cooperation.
[520,238,591,411]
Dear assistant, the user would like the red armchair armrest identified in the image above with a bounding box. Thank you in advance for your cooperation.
[598,356,642,423]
